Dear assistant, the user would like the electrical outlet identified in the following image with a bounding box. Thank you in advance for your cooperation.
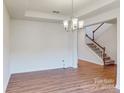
[62,60,65,69]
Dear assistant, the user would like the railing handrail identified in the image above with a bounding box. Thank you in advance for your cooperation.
[86,34,105,51]
[93,23,104,33]
[92,23,104,40]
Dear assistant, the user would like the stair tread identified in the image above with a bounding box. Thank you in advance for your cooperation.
[87,43,96,46]
[103,57,111,60]
[105,60,114,63]
[105,63,114,66]
[104,56,110,58]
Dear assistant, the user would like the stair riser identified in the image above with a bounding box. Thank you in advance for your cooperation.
[92,48,100,51]
[103,54,107,57]
[89,46,97,48]
[104,58,110,60]
[105,64,114,66]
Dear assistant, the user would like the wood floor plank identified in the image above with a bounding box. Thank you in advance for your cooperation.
[6,60,119,93]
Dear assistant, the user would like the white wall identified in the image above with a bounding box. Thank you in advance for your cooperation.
[78,29,103,65]
[3,3,11,92]
[10,19,74,73]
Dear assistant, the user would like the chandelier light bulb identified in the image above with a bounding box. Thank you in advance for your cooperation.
[63,20,68,30]
[79,21,84,29]
[72,18,78,30]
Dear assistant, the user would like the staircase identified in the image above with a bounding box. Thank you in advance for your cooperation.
[87,43,114,66]
[85,23,115,66]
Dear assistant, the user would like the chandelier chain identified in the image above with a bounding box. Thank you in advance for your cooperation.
[72,0,74,17]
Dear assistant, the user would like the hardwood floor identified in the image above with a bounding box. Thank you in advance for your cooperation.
[6,60,119,93]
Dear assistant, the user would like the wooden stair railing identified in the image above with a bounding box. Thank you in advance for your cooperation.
[86,34,106,65]
[85,23,115,66]
[85,23,106,65]
[86,34,105,51]
[92,23,104,40]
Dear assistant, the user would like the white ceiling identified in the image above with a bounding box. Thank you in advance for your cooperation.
[4,0,119,22]
[26,0,96,16]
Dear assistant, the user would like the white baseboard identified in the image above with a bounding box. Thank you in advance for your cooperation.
[78,58,103,65]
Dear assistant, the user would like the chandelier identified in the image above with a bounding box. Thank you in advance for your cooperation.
[63,0,84,32]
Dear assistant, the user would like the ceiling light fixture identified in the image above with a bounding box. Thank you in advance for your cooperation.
[63,0,84,32]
